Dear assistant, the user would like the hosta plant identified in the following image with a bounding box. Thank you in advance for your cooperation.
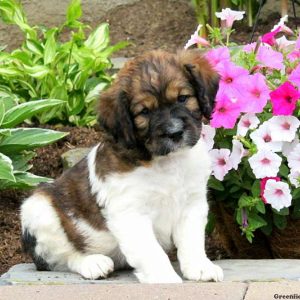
[0,0,127,126]
[0,98,67,189]
[185,10,300,242]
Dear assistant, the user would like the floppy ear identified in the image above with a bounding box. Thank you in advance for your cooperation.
[179,50,220,119]
[98,87,136,148]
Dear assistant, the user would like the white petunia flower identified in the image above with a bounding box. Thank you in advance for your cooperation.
[272,15,293,34]
[230,140,247,170]
[276,36,295,50]
[201,124,216,151]
[263,179,292,211]
[249,149,282,178]
[237,113,260,137]
[287,144,300,171]
[250,122,283,152]
[215,8,245,28]
[268,116,300,142]
[289,169,300,188]
[282,136,299,158]
[210,148,233,181]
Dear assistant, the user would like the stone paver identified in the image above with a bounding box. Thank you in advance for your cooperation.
[0,283,248,300]
[2,260,300,286]
[246,282,300,300]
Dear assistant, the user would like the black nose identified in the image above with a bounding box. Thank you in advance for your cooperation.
[168,130,183,142]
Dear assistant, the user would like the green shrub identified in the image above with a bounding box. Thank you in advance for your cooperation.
[0,0,127,126]
[0,98,67,189]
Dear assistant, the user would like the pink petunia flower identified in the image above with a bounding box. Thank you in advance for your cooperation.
[287,49,300,62]
[248,149,282,179]
[184,24,210,49]
[216,60,249,100]
[256,46,284,70]
[237,113,260,137]
[261,26,281,46]
[270,81,300,115]
[288,64,300,89]
[250,122,283,152]
[240,73,270,113]
[215,8,245,28]
[205,47,230,69]
[260,177,281,203]
[201,124,215,151]
[210,91,242,129]
[210,148,233,181]
[268,116,300,142]
[263,179,292,211]
[230,140,246,170]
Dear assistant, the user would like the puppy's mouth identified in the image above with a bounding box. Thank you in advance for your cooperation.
[146,128,200,156]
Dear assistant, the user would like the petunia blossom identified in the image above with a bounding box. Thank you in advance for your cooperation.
[263,179,292,211]
[250,122,283,152]
[230,140,246,170]
[261,26,281,46]
[210,148,233,181]
[289,169,300,188]
[237,113,260,137]
[210,91,242,129]
[282,136,299,158]
[268,116,300,142]
[216,60,249,100]
[287,49,300,62]
[288,64,300,89]
[184,24,210,49]
[201,124,216,151]
[270,81,300,115]
[240,73,270,113]
[215,8,245,28]
[260,177,281,203]
[205,47,230,69]
[287,144,300,171]
[276,36,295,50]
[272,15,293,35]
[248,149,282,179]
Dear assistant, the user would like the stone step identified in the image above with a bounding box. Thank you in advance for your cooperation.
[2,260,300,286]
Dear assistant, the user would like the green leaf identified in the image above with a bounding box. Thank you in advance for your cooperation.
[25,39,43,56]
[272,207,289,215]
[66,0,82,24]
[84,23,110,53]
[273,214,287,230]
[255,200,266,214]
[22,65,50,79]
[279,164,289,177]
[0,171,52,189]
[2,99,64,128]
[10,152,35,172]
[248,213,267,229]
[0,66,21,77]
[44,29,57,65]
[292,188,300,200]
[0,128,68,154]
[208,176,225,191]
[251,180,260,197]
[0,152,15,182]
[0,100,5,126]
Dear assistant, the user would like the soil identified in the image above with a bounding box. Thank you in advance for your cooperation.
[1,0,295,276]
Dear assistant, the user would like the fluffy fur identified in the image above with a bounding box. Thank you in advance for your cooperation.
[21,49,223,283]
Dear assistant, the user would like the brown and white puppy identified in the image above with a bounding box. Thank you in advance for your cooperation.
[21,49,223,283]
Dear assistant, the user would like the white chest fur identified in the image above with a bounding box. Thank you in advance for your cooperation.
[88,139,212,251]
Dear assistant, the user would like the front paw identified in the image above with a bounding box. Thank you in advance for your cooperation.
[181,258,223,282]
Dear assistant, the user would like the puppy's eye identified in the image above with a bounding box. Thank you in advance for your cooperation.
[178,95,190,103]
[140,108,150,115]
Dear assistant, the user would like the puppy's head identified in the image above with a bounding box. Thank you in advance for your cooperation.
[98,50,219,156]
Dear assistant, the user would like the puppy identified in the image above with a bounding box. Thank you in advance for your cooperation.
[20,49,223,283]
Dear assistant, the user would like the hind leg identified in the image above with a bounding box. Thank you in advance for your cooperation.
[21,193,115,279]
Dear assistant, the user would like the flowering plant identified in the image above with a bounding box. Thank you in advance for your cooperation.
[185,9,300,243]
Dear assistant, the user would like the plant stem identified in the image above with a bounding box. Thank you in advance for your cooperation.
[247,0,253,27]
[211,0,218,27]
